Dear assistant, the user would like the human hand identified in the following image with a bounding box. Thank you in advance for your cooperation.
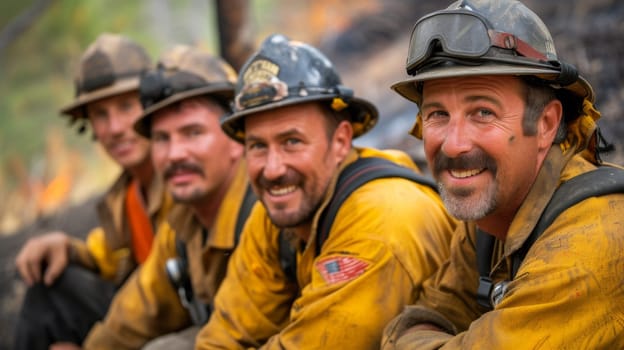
[15,231,71,286]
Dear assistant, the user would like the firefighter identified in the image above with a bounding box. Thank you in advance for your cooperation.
[382,0,624,349]
[13,33,174,349]
[195,34,459,350]
[82,45,254,350]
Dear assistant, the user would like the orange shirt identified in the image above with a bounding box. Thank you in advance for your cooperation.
[125,179,154,263]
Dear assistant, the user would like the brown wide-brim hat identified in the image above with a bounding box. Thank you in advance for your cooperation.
[134,84,235,138]
[133,44,238,138]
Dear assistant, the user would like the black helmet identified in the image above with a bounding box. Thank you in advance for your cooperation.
[392,0,595,110]
[221,34,378,143]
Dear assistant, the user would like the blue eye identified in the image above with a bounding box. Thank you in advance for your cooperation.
[246,141,266,151]
[423,110,448,121]
[286,138,300,145]
[475,109,495,119]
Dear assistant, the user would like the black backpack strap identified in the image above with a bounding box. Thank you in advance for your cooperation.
[315,157,437,256]
[476,229,496,308]
[279,230,298,283]
[476,166,624,310]
[278,156,437,282]
[511,166,624,278]
[234,184,257,246]
[177,183,255,259]
[168,183,256,324]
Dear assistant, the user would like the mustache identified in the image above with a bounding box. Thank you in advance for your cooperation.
[257,169,302,189]
[433,150,497,175]
[163,162,205,180]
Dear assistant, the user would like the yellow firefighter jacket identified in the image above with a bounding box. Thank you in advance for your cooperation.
[82,161,251,349]
[195,147,458,350]
[382,147,624,349]
[67,172,173,285]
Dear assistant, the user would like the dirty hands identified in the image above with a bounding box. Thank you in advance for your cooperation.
[15,231,71,286]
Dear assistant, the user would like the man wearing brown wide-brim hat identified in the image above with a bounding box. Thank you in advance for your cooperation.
[13,33,175,350]
[83,44,253,350]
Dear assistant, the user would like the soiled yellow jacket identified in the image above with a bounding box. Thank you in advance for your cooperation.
[196,147,458,350]
[83,161,250,349]
[68,172,173,285]
[383,147,624,349]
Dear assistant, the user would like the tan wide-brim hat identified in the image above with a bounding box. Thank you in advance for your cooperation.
[60,77,141,118]
[59,33,152,128]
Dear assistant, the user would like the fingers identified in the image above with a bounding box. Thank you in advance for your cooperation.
[15,241,43,286]
[14,232,70,286]
[44,247,69,286]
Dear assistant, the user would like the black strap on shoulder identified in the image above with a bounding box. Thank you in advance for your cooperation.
[476,166,624,309]
[279,230,298,283]
[279,156,437,282]
[235,184,257,246]
[315,157,437,256]
[177,183,255,256]
[169,183,256,324]
[511,166,624,277]
[475,229,495,308]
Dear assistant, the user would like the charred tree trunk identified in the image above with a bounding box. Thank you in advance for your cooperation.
[215,0,256,72]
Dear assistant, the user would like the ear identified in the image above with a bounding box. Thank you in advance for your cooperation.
[332,120,353,161]
[536,99,563,152]
[229,139,244,161]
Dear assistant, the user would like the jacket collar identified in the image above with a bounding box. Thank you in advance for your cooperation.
[168,160,250,250]
[504,144,589,255]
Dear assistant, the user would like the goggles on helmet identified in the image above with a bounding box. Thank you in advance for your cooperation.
[406,9,548,75]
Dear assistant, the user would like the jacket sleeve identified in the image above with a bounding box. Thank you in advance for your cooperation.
[385,196,624,349]
[83,222,191,349]
[68,227,133,282]
[197,178,456,350]
[382,222,481,349]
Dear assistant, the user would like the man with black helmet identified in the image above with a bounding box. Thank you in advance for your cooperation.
[82,45,254,350]
[13,34,174,349]
[195,34,458,349]
[382,0,624,348]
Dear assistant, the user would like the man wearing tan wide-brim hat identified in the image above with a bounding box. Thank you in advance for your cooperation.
[14,33,175,350]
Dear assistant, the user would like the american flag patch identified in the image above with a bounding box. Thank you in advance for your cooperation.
[315,256,369,284]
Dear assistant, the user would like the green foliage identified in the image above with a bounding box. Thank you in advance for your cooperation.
[0,0,178,188]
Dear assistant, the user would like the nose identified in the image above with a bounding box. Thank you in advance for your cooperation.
[440,116,472,158]
[262,148,287,180]
[166,136,190,162]
[107,112,127,136]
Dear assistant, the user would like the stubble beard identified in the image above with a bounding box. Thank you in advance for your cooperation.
[439,179,498,221]
[264,190,323,229]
